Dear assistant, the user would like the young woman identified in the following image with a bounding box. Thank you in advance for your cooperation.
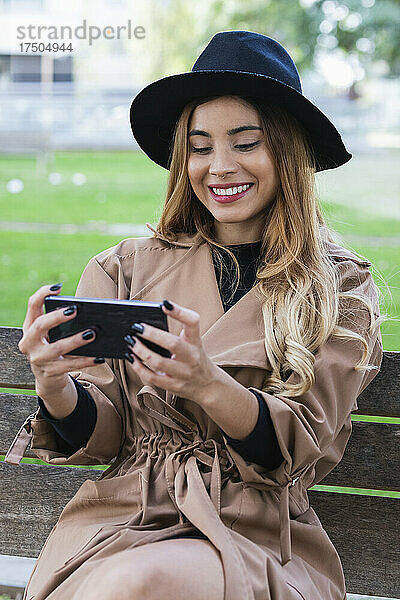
[8,30,386,600]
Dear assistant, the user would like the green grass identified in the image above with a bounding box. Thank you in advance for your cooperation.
[321,199,400,238]
[316,151,400,222]
[310,485,400,499]
[0,231,125,326]
[0,151,168,224]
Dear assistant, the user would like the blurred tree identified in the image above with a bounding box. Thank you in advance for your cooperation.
[147,0,217,79]
[206,0,400,98]
[149,0,400,99]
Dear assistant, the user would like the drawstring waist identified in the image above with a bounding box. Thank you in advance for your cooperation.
[137,385,297,576]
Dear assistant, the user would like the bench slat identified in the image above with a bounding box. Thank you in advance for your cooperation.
[0,460,398,598]
[322,421,400,490]
[1,392,399,490]
[0,393,38,456]
[0,462,101,556]
[0,327,34,390]
[1,327,399,417]
[353,350,400,416]
[310,491,400,598]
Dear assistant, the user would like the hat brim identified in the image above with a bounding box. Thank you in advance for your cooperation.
[129,70,352,173]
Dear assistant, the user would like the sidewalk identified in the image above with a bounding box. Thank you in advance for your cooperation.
[0,221,399,247]
[0,221,149,236]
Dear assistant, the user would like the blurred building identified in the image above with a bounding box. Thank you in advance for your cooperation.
[0,0,154,152]
[0,0,398,156]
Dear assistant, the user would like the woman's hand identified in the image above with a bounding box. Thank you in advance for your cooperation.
[18,284,103,399]
[124,300,219,405]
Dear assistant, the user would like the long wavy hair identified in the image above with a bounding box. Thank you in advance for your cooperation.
[149,94,391,398]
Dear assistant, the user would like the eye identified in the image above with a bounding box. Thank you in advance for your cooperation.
[191,146,212,154]
[235,141,260,150]
[190,141,260,154]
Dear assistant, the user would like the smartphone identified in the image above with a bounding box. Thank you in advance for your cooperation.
[44,295,172,360]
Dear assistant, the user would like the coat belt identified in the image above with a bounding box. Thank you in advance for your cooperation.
[166,439,293,569]
[278,480,292,566]
[4,408,39,465]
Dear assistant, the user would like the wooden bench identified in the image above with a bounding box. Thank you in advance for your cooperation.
[0,325,399,599]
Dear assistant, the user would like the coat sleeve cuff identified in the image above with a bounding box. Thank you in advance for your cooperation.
[222,389,284,470]
[37,378,97,452]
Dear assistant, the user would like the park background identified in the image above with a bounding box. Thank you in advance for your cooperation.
[0,1,399,598]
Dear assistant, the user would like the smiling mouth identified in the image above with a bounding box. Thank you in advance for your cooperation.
[208,183,254,203]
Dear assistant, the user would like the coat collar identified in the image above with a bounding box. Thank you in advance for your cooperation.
[133,223,371,371]
[144,222,203,247]
[145,222,372,265]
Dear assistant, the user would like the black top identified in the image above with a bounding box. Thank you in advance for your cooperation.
[37,240,284,471]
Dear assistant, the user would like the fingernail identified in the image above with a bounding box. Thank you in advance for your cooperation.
[82,329,95,340]
[124,334,136,346]
[94,357,105,364]
[163,299,173,310]
[124,351,134,364]
[50,283,63,291]
[63,305,76,316]
[131,323,144,334]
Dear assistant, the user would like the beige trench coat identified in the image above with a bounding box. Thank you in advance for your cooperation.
[6,223,383,600]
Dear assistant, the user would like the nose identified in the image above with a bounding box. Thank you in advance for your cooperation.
[209,168,234,178]
[209,147,237,178]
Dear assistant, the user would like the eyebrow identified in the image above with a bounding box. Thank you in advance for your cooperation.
[188,125,263,138]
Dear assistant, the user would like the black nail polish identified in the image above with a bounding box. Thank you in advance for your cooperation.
[124,334,136,346]
[124,351,134,364]
[94,357,105,364]
[163,299,173,310]
[63,305,76,316]
[82,329,94,340]
[131,323,144,334]
[50,283,63,291]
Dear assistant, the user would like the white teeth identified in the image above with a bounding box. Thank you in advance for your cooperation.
[211,184,251,195]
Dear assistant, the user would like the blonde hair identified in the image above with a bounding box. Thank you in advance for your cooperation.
[150,94,392,398]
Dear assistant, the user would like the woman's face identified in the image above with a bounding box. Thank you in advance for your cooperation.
[187,95,279,245]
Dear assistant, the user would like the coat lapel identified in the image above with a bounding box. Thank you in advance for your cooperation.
[129,224,270,371]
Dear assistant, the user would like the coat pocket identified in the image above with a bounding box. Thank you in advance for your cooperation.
[53,473,143,571]
[74,468,142,500]
[57,469,143,522]
[55,522,105,569]
[50,469,143,571]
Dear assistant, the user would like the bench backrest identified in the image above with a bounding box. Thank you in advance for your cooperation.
[1,325,399,598]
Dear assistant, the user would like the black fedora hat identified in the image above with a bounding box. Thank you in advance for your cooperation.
[129,30,352,172]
